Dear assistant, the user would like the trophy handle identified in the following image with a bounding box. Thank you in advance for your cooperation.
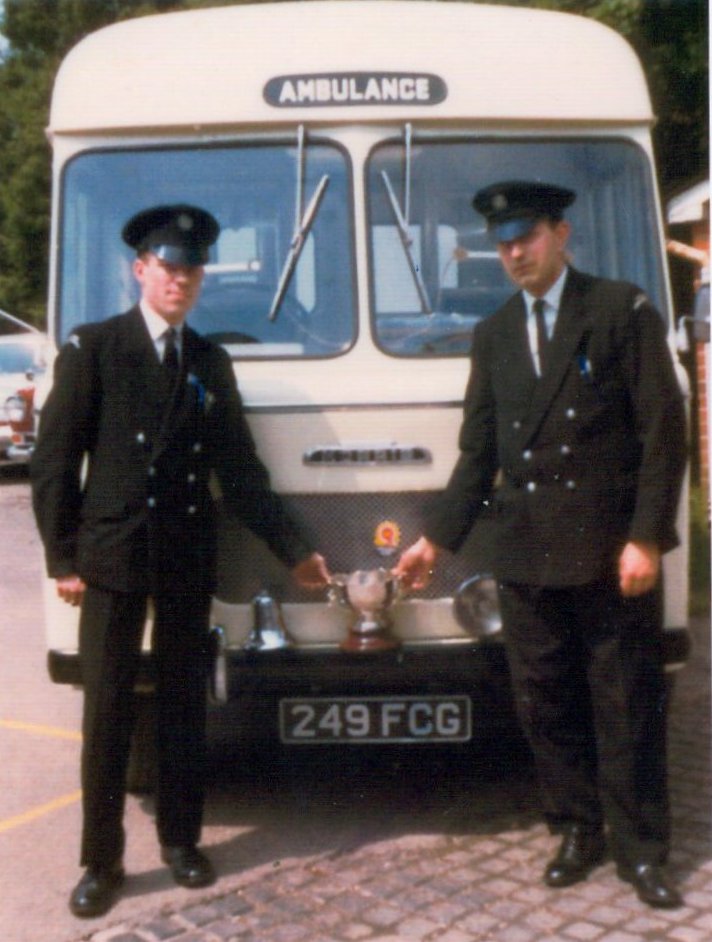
[327,574,350,609]
[390,571,406,603]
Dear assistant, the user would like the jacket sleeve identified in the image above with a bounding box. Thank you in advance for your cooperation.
[618,293,687,552]
[207,348,314,569]
[30,331,100,578]
[424,321,500,552]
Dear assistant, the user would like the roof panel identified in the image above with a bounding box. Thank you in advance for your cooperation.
[49,0,653,134]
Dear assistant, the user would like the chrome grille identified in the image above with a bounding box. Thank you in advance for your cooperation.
[216,491,494,604]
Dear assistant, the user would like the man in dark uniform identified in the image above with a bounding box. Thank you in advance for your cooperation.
[31,205,330,918]
[395,182,687,908]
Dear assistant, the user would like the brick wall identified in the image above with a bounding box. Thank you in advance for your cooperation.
[667,214,709,492]
[697,342,709,495]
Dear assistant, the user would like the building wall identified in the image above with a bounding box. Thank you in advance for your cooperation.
[667,200,709,495]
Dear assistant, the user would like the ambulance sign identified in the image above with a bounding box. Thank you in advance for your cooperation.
[264,72,447,108]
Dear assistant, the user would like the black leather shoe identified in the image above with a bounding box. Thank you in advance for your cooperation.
[161,845,216,888]
[69,865,125,918]
[618,863,683,909]
[544,826,606,888]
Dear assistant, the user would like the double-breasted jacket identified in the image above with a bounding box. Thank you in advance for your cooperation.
[425,267,687,586]
[32,306,311,596]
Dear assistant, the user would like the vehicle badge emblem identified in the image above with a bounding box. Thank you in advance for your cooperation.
[374,520,401,556]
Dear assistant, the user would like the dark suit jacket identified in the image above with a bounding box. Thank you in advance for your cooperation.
[425,268,687,586]
[31,306,311,594]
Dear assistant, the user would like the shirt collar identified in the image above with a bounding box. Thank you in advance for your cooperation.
[139,301,184,343]
[524,265,569,316]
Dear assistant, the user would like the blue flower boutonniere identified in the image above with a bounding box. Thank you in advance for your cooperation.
[187,373,216,414]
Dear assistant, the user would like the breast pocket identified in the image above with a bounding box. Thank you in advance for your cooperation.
[570,357,628,423]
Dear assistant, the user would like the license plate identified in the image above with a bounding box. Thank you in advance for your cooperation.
[279,695,472,744]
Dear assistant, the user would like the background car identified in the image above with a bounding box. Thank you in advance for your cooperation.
[0,331,51,463]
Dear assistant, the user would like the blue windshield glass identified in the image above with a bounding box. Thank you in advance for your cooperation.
[59,143,355,358]
[367,138,666,357]
[0,342,40,374]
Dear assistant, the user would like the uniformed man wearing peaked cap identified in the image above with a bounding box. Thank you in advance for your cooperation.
[31,204,330,918]
[396,181,687,908]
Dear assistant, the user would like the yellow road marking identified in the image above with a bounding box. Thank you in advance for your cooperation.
[0,720,82,832]
[0,719,81,741]
[0,791,82,833]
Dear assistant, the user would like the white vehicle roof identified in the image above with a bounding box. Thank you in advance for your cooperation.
[49,0,652,136]
[0,331,48,349]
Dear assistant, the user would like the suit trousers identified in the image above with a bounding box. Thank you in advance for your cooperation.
[498,579,670,868]
[78,584,211,869]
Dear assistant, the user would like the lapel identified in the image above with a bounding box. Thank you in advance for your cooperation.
[519,268,594,447]
[119,307,171,432]
[149,324,209,463]
[116,307,192,460]
[495,294,538,392]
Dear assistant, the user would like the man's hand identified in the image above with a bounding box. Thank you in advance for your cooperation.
[56,574,87,607]
[618,541,661,597]
[291,552,331,589]
[392,536,441,590]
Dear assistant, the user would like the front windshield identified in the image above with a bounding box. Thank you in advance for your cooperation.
[367,138,666,356]
[0,341,44,374]
[59,141,355,357]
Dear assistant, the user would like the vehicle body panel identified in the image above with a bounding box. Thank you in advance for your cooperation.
[42,2,690,754]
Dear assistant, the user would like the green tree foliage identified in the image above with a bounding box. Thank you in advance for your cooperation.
[638,0,709,187]
[0,55,53,325]
[486,0,708,188]
[0,0,707,327]
[0,0,193,325]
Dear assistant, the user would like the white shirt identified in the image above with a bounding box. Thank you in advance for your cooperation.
[140,302,183,365]
[523,266,568,375]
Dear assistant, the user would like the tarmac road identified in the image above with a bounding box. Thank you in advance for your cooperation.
[1,469,710,942]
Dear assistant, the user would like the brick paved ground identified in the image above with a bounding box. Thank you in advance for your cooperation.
[69,611,711,942]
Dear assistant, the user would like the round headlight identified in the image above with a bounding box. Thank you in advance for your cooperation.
[4,395,26,424]
[454,573,502,640]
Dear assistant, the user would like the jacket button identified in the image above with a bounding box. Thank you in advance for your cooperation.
[522,449,532,461]
[565,480,577,490]
[526,481,537,493]
[147,496,156,508]
[136,431,146,444]
[148,466,156,477]
[566,408,576,420]
[560,444,572,456]
[512,420,522,430]
[193,442,202,453]
[187,473,196,483]
[187,505,197,515]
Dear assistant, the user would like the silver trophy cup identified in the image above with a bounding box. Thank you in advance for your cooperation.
[329,568,402,652]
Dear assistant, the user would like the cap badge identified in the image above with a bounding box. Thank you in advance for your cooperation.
[177,213,194,231]
[374,520,401,556]
[493,194,508,211]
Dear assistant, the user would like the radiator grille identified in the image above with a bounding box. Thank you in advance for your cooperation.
[215,491,495,604]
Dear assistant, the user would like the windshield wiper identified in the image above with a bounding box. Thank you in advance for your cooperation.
[269,125,330,322]
[380,123,432,315]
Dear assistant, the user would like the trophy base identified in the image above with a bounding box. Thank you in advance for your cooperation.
[340,628,400,653]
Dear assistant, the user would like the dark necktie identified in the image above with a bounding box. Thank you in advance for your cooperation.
[162,327,180,388]
[533,299,549,372]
